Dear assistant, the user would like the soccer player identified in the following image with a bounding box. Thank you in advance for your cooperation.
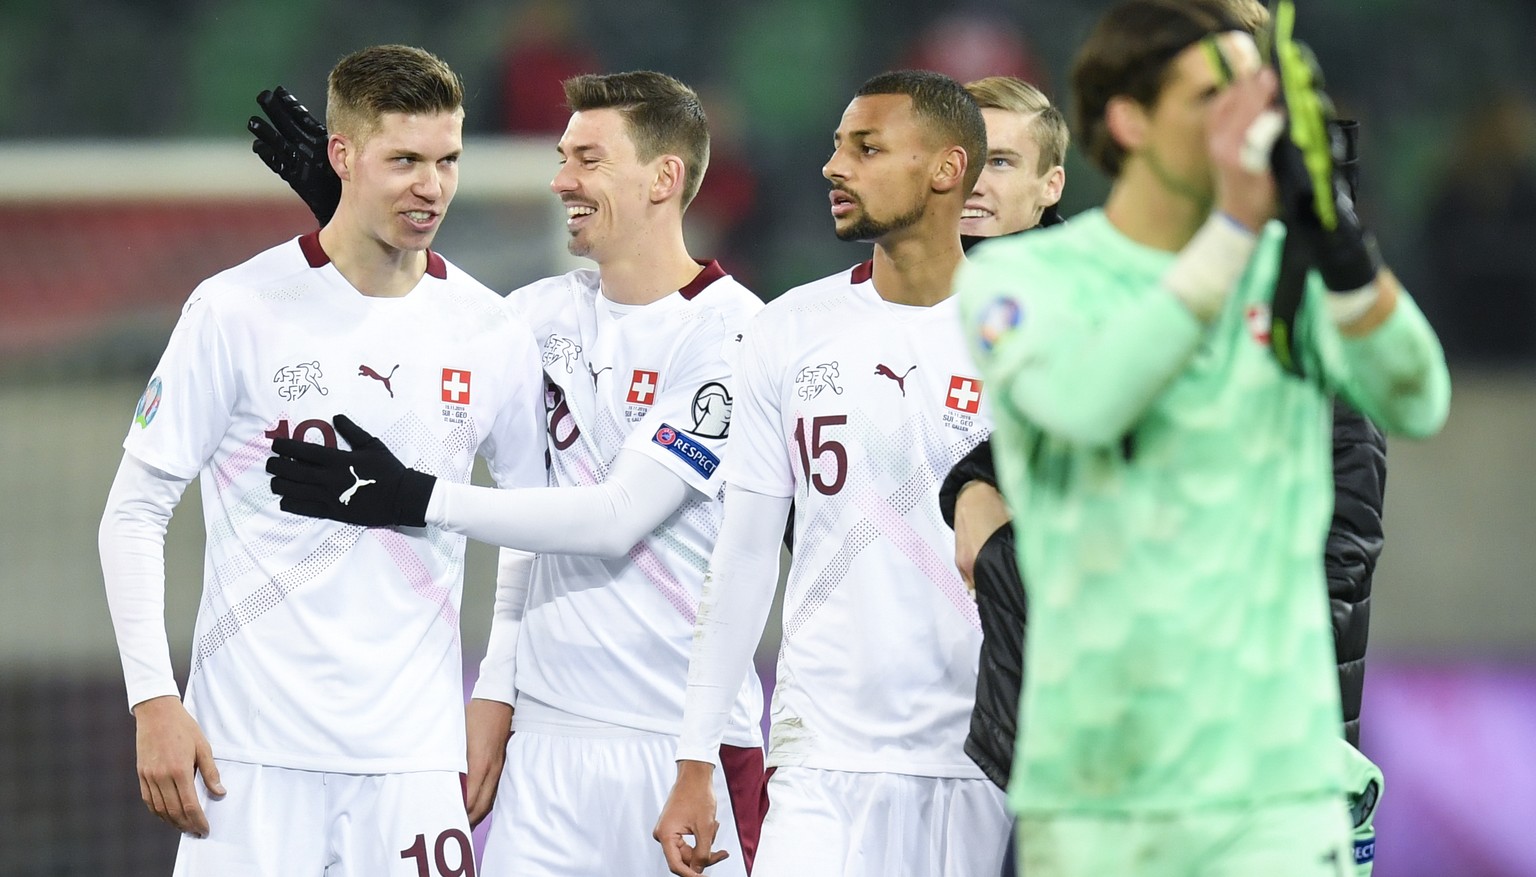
[98,45,548,875]
[953,1,1450,874]
[959,76,1068,246]
[940,78,1071,877]
[653,70,1012,877]
[256,71,768,877]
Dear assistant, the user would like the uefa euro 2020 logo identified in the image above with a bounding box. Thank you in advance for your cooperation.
[134,377,163,429]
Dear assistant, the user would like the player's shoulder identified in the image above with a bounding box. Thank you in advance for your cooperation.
[754,262,867,329]
[183,235,313,314]
[507,266,600,303]
[967,211,1095,269]
[681,264,765,330]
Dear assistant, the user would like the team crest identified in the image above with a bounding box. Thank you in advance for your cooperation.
[542,336,582,374]
[273,361,328,402]
[133,377,163,428]
[689,382,732,439]
[795,362,844,400]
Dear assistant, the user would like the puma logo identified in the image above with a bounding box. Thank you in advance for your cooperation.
[339,466,375,505]
[874,364,917,396]
[359,363,399,398]
[588,364,612,385]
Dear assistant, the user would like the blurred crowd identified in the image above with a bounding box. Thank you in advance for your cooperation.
[2,0,1534,363]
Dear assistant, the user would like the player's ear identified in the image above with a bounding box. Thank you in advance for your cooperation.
[651,154,686,206]
[329,133,353,183]
[932,144,967,194]
[1042,164,1066,208]
[1104,96,1148,156]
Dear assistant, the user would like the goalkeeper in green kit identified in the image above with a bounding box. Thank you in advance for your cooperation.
[954,0,1449,874]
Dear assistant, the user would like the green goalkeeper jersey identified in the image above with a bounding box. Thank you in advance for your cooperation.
[955,209,1449,814]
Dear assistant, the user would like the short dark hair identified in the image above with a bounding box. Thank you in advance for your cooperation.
[855,70,988,193]
[327,45,463,142]
[563,71,711,209]
[1071,0,1247,177]
[965,76,1070,174]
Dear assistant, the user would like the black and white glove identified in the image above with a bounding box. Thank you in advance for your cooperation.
[266,415,435,527]
[249,86,342,226]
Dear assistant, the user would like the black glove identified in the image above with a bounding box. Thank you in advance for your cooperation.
[266,415,436,527]
[1267,6,1379,292]
[249,86,342,226]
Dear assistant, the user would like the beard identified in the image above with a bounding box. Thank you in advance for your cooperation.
[834,191,928,242]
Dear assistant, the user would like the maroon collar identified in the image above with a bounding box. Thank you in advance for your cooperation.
[679,259,727,300]
[298,230,447,279]
[850,259,874,284]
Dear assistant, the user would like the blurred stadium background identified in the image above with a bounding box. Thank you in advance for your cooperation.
[2,1,1534,875]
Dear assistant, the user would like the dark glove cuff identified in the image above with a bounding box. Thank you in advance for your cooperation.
[396,469,437,528]
[939,440,998,527]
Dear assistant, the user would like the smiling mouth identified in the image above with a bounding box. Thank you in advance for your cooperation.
[564,203,597,227]
[961,206,993,220]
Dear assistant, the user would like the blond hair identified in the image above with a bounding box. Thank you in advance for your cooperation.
[965,76,1069,174]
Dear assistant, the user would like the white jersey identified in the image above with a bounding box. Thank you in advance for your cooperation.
[725,261,991,776]
[505,262,765,746]
[123,232,547,773]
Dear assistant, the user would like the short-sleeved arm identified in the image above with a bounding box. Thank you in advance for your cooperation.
[718,314,795,497]
[957,241,1206,448]
[622,310,745,494]
[479,318,550,491]
[122,290,237,479]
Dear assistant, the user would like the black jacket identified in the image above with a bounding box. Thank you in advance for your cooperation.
[939,399,1387,789]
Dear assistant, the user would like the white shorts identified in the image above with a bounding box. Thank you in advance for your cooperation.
[752,766,1010,877]
[480,727,765,876]
[172,759,471,877]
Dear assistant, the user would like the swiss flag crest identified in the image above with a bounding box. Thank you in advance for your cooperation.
[946,375,983,413]
[627,369,659,405]
[442,368,472,404]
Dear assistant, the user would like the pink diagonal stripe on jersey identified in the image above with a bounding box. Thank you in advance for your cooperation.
[371,529,460,645]
[851,489,982,631]
[628,541,697,624]
[214,414,289,490]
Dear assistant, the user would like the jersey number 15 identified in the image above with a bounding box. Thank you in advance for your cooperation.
[793,415,847,496]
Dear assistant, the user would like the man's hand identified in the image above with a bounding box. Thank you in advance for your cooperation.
[266,414,436,527]
[1208,66,1282,233]
[464,699,512,827]
[133,696,224,837]
[653,760,728,877]
[249,86,341,226]
[953,481,1011,593]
